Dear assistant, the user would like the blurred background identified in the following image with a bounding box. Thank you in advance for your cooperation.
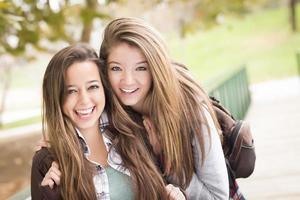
[0,0,300,199]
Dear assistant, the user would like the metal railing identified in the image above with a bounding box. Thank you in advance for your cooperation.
[205,65,251,119]
[9,65,252,200]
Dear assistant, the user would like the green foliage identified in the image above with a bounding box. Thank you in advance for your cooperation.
[0,2,22,55]
[0,0,112,56]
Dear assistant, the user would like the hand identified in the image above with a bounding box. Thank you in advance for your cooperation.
[142,116,161,156]
[166,184,186,200]
[35,137,50,151]
[41,161,61,189]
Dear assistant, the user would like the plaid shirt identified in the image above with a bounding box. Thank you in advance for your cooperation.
[226,157,246,200]
[229,180,246,200]
[76,112,131,200]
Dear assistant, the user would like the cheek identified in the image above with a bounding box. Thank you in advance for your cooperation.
[62,96,74,116]
[97,89,106,106]
[108,73,119,91]
[144,73,153,89]
[62,100,70,116]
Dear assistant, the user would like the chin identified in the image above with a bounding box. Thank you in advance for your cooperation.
[123,102,138,107]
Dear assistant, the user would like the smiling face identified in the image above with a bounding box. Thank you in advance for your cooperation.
[62,61,105,134]
[107,42,152,112]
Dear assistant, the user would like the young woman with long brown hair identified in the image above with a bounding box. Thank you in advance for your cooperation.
[98,17,229,199]
[31,43,185,200]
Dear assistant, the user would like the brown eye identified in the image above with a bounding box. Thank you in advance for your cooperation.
[88,85,99,90]
[136,66,147,71]
[111,66,121,71]
[67,89,77,95]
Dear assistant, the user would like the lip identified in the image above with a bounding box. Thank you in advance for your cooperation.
[75,106,95,119]
[120,88,139,93]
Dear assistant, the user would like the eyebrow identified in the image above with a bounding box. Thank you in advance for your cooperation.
[66,80,100,88]
[107,61,121,65]
[136,61,148,65]
[87,80,100,84]
[107,61,148,65]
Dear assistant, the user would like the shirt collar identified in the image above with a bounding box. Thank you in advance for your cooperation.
[75,123,112,156]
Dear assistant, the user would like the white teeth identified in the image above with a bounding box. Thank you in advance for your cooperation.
[76,107,93,115]
[121,88,137,93]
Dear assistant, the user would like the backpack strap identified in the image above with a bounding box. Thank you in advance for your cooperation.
[209,96,235,120]
[228,120,243,154]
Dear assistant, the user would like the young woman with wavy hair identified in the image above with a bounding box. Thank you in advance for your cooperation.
[31,43,183,200]
[98,17,229,199]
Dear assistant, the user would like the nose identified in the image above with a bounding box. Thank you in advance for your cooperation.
[122,70,134,85]
[78,90,90,105]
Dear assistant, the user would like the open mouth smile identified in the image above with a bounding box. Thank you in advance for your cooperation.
[75,106,95,117]
[120,88,139,93]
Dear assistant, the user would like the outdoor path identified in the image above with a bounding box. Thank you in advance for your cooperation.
[237,77,300,200]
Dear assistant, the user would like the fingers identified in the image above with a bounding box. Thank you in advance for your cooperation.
[35,137,50,151]
[166,184,186,200]
[41,176,55,189]
[41,161,61,189]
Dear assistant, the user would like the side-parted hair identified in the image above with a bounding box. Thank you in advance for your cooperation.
[100,17,220,189]
[42,44,102,200]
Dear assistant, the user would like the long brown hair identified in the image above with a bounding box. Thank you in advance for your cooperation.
[42,44,102,200]
[98,19,170,199]
[100,17,220,189]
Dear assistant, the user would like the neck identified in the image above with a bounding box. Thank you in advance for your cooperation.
[131,104,148,115]
[79,125,100,141]
[132,106,142,114]
[79,125,108,166]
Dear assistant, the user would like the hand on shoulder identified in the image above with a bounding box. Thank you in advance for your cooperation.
[41,161,61,189]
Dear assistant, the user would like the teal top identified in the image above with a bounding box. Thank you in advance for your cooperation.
[105,167,134,200]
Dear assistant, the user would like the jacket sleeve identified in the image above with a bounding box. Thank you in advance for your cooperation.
[185,108,229,200]
[31,148,62,200]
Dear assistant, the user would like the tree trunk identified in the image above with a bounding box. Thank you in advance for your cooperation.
[81,22,93,43]
[0,67,11,127]
[80,0,97,42]
[290,0,297,32]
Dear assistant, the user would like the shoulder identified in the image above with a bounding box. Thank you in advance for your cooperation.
[192,103,223,161]
[31,148,62,200]
[32,147,54,175]
[196,103,219,138]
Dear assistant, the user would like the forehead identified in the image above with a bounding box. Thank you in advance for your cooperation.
[65,61,100,83]
[108,42,146,62]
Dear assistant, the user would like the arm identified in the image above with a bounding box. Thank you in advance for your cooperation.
[185,108,229,200]
[31,148,62,200]
[143,112,228,199]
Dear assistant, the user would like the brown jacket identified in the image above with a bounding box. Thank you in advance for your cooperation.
[31,147,62,200]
